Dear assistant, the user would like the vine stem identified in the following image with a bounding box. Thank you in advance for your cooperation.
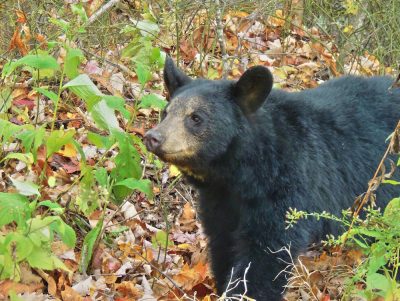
[38,68,66,185]
[341,120,400,247]
[50,69,65,132]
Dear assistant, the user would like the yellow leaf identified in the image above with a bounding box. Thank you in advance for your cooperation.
[345,0,358,15]
[177,243,191,250]
[232,67,242,77]
[226,11,249,18]
[66,112,76,119]
[57,143,77,158]
[282,66,297,73]
[385,67,393,74]
[169,165,181,178]
[48,176,56,188]
[343,25,353,34]
[207,67,219,80]
[268,10,285,27]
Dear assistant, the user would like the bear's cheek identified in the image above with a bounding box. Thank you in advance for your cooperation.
[159,123,206,157]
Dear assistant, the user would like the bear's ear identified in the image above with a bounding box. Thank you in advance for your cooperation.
[233,66,273,115]
[164,56,192,98]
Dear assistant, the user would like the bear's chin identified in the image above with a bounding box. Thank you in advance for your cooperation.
[156,147,196,163]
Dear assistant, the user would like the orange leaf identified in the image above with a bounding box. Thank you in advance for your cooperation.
[9,27,29,55]
[15,9,27,23]
[142,248,154,262]
[193,262,208,280]
[173,262,208,290]
[36,33,46,43]
[179,202,197,232]
[321,295,330,301]
[182,202,195,221]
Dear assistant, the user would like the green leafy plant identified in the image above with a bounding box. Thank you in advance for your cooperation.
[286,193,400,300]
[0,192,76,280]
[0,10,160,280]
[120,15,167,110]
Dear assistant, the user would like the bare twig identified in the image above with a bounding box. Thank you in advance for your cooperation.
[131,249,188,297]
[87,0,121,25]
[214,0,228,78]
[342,120,400,247]
[221,262,252,300]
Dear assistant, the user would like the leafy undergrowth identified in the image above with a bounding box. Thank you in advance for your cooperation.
[0,1,399,301]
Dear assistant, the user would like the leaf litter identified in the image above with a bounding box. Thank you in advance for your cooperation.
[0,2,397,301]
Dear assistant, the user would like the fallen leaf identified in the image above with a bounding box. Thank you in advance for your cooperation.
[12,98,35,110]
[0,280,43,298]
[60,285,84,301]
[173,262,208,290]
[72,277,93,296]
[35,269,57,297]
[57,143,77,158]
[169,165,181,178]
[115,281,143,299]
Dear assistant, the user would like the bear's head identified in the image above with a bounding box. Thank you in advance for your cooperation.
[144,57,273,178]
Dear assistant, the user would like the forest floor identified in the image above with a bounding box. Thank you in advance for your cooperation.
[0,1,397,301]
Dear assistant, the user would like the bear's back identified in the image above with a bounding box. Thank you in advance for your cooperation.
[252,76,400,217]
[264,76,399,125]
[259,76,400,143]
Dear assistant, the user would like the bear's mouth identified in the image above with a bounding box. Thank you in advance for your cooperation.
[155,149,196,163]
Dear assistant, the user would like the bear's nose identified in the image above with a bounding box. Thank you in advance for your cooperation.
[144,129,164,152]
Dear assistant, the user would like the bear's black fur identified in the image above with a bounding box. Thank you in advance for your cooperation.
[144,57,400,300]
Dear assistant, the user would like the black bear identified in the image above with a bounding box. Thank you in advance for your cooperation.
[144,57,400,300]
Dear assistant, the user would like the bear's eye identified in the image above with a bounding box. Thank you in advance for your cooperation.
[190,113,202,124]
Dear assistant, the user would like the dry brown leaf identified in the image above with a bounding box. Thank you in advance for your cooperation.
[115,281,143,299]
[179,202,197,232]
[0,280,44,298]
[181,202,195,221]
[179,39,198,62]
[9,26,29,55]
[268,10,286,27]
[11,88,29,101]
[90,245,105,270]
[60,285,84,301]
[36,269,58,297]
[20,264,42,285]
[102,256,122,284]
[173,262,208,290]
